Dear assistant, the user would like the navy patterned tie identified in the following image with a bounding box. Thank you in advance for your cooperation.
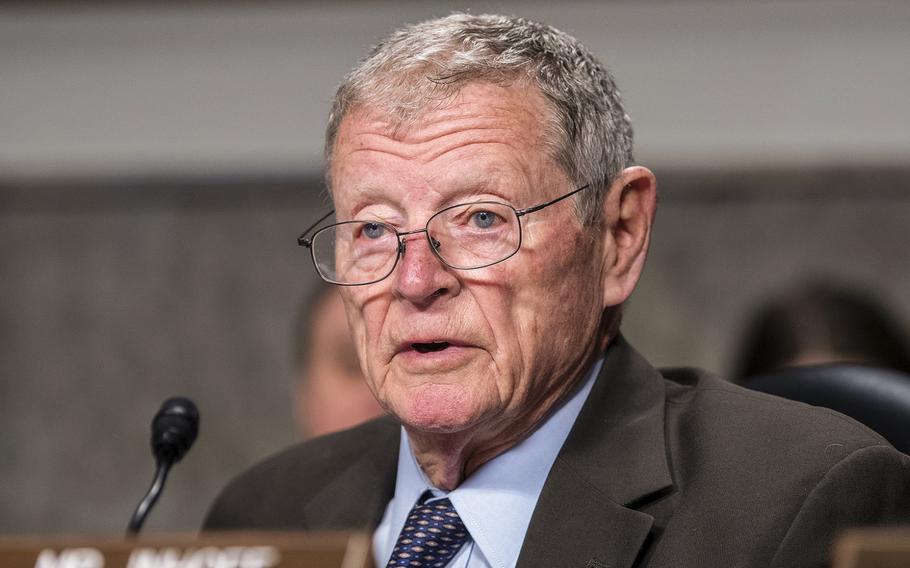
[386,491,470,567]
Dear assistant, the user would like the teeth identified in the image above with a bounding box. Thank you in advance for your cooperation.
[412,342,450,353]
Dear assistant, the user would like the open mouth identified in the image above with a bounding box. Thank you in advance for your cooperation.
[411,341,451,354]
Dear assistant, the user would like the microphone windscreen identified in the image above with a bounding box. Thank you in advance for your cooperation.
[151,397,199,465]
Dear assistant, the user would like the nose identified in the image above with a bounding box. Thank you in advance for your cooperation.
[393,231,460,304]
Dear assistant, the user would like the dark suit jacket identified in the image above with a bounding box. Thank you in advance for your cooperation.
[204,337,910,567]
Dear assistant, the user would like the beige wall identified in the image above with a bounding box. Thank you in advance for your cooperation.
[2,0,909,178]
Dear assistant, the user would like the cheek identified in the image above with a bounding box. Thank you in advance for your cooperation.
[465,267,537,393]
[465,266,518,345]
[513,238,602,355]
[340,291,384,370]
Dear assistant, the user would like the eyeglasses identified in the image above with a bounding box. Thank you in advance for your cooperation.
[297,184,591,286]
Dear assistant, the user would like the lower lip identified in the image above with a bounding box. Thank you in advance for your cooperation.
[395,345,476,371]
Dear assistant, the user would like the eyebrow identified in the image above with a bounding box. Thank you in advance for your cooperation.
[338,170,515,217]
[336,184,399,220]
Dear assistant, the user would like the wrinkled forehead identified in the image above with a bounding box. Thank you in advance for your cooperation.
[334,75,548,139]
[327,80,564,208]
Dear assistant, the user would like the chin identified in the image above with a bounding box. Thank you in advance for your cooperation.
[392,383,491,435]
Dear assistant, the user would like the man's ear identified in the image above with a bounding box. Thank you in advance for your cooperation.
[601,166,658,308]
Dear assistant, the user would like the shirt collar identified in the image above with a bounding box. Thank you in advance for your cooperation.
[384,357,602,568]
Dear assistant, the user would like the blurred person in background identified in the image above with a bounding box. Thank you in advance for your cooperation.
[734,279,910,454]
[292,284,384,438]
[733,279,910,382]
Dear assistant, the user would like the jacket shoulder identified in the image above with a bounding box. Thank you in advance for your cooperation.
[770,443,910,567]
[203,417,399,530]
[660,367,891,453]
[652,368,910,566]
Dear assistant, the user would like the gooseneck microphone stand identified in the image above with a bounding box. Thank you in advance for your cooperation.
[127,397,199,536]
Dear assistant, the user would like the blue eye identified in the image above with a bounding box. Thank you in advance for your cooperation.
[362,222,386,239]
[471,210,498,229]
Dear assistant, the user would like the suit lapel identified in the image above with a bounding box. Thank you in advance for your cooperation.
[517,336,674,568]
[517,465,655,568]
[303,419,401,530]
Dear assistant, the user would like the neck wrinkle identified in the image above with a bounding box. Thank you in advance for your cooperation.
[408,431,472,490]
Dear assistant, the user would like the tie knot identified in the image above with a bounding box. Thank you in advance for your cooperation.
[387,491,470,567]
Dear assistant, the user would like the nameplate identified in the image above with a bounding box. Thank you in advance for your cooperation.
[833,527,910,568]
[0,532,372,568]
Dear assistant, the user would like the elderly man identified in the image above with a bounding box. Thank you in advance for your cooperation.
[205,14,910,568]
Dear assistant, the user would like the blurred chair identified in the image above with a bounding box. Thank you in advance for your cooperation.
[747,364,910,454]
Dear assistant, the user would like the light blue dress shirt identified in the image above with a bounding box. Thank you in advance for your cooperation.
[373,358,602,568]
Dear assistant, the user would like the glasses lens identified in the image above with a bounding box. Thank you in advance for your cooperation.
[428,202,520,269]
[311,221,399,285]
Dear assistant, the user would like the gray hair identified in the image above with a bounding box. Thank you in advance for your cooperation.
[325,13,634,225]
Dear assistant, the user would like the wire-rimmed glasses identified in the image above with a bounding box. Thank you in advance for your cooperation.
[297,184,591,286]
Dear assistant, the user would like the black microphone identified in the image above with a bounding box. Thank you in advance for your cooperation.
[127,397,199,536]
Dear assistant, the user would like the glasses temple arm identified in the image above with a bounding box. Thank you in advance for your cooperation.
[514,184,591,217]
[297,209,336,247]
